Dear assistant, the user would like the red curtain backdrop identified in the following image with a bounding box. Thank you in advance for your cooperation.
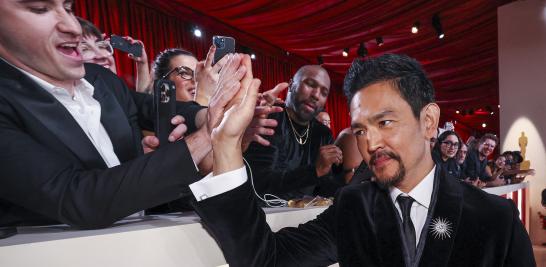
[74,0,350,137]
[75,0,509,139]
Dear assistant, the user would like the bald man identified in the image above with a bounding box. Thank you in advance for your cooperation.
[243,65,343,201]
[316,111,331,129]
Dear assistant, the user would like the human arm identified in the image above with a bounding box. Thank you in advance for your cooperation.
[191,58,337,266]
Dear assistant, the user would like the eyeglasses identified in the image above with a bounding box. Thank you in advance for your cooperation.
[80,40,114,61]
[441,141,460,148]
[162,66,194,81]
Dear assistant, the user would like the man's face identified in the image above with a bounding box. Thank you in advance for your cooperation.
[478,138,496,158]
[0,0,84,88]
[350,82,435,188]
[316,112,331,128]
[456,144,468,164]
[288,67,330,122]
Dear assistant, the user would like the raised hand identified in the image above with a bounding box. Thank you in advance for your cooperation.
[194,45,231,106]
[206,54,246,135]
[240,82,288,151]
[315,144,343,177]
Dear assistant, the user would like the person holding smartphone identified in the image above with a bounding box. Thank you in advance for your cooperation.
[77,17,152,93]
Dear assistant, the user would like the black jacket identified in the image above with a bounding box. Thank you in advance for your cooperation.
[195,167,535,267]
[0,61,202,229]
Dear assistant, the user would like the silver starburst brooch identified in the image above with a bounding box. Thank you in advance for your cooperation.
[430,217,453,240]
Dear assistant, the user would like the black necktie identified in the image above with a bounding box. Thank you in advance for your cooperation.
[397,195,416,262]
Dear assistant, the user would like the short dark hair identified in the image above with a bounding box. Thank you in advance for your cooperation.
[479,133,498,146]
[152,48,195,80]
[433,130,462,157]
[343,54,435,118]
[77,17,103,41]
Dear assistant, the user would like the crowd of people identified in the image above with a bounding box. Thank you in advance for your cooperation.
[0,1,536,266]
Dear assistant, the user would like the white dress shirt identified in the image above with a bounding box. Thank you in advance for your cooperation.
[15,65,121,168]
[389,166,436,246]
[190,166,248,201]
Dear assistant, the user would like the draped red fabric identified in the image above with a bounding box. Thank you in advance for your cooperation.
[75,0,509,139]
[74,0,351,137]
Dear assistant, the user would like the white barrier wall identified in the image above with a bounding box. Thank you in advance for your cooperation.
[498,0,546,245]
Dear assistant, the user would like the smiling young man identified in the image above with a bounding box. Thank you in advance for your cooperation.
[193,54,535,266]
[0,0,253,235]
[464,133,498,181]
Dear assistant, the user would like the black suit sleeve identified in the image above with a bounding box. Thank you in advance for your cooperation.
[0,75,202,229]
[504,200,536,266]
[194,180,338,267]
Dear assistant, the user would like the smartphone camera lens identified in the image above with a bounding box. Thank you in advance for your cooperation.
[215,37,225,49]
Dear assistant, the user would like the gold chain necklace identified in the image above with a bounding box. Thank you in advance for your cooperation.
[286,110,310,145]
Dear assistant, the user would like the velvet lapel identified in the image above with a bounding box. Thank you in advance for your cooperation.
[373,187,406,266]
[86,72,135,163]
[0,60,107,169]
[418,168,463,266]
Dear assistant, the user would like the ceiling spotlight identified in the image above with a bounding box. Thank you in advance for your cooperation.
[432,14,444,39]
[193,28,202,38]
[357,42,367,57]
[412,21,420,34]
[498,104,501,108]
[317,55,324,65]
[490,111,494,115]
[342,48,349,57]
[455,110,460,114]
[482,123,487,128]
[250,53,256,60]
[376,36,384,46]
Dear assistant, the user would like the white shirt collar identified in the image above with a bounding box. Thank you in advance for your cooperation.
[0,56,93,96]
[389,165,436,209]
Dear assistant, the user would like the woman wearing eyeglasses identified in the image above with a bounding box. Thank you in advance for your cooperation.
[152,48,198,102]
[152,46,226,106]
[432,130,463,179]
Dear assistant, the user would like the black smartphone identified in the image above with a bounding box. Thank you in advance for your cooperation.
[110,35,142,57]
[212,35,235,65]
[153,79,176,146]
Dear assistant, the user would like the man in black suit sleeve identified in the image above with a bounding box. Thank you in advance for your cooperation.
[0,0,252,230]
[192,54,535,266]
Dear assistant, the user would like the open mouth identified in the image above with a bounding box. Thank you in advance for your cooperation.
[58,42,82,61]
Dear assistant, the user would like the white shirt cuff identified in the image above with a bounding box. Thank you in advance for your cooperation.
[189,166,247,201]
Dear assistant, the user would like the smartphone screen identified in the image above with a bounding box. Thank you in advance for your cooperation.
[212,36,235,65]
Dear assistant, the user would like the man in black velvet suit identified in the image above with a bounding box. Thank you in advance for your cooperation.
[191,54,535,266]
[0,0,257,233]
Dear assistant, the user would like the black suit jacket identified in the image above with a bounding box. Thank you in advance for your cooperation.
[195,167,535,267]
[243,110,340,200]
[0,60,202,229]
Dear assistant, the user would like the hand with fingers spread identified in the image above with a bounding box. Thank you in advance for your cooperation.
[316,144,343,177]
[206,53,247,135]
[141,115,187,153]
[259,82,289,106]
[194,45,230,106]
[211,54,262,174]
[241,82,288,151]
